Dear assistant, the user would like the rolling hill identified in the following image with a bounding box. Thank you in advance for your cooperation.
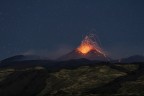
[0,57,144,96]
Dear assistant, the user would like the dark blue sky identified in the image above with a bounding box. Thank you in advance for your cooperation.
[0,0,144,59]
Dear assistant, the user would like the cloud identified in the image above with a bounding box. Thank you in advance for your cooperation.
[22,50,36,55]
[21,45,73,60]
[46,45,73,59]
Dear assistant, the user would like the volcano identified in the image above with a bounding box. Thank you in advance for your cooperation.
[58,33,109,61]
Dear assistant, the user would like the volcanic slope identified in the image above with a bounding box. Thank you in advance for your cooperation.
[59,34,109,61]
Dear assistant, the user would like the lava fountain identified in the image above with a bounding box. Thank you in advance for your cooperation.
[58,33,108,61]
[77,33,106,57]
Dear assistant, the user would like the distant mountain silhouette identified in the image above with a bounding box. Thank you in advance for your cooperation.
[1,55,25,63]
[1,54,144,71]
[0,54,107,70]
[1,55,49,63]
[118,55,144,63]
[0,55,53,68]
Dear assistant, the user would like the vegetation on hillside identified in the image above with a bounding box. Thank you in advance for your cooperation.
[0,63,143,96]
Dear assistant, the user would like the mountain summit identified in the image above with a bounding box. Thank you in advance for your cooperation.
[59,33,109,61]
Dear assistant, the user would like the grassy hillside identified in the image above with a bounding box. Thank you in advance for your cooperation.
[0,63,143,96]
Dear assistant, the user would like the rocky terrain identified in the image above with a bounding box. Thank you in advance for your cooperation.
[0,59,144,96]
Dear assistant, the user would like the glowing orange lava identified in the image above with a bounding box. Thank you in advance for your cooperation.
[77,44,93,54]
[77,36,94,54]
[77,34,106,56]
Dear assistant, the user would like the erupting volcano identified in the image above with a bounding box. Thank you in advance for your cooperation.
[77,34,106,56]
[58,33,108,61]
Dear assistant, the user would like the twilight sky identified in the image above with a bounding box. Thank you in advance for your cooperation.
[0,0,144,60]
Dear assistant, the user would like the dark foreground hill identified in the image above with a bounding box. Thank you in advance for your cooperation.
[0,59,144,96]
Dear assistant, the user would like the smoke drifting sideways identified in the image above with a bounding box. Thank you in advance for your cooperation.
[21,45,74,60]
